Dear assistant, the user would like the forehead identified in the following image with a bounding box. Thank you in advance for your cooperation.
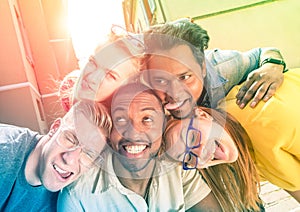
[62,109,93,129]
[112,91,162,113]
[62,110,105,145]
[112,58,139,77]
[147,45,202,78]
[148,45,197,66]
[93,41,134,70]
[94,42,131,68]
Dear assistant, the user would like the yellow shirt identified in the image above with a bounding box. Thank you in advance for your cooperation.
[220,68,300,191]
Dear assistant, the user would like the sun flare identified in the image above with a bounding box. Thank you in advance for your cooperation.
[67,0,125,68]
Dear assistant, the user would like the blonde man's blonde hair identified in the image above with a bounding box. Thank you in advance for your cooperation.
[64,100,112,138]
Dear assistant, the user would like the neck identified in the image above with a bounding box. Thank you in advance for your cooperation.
[119,176,153,198]
[112,154,156,198]
[25,136,46,186]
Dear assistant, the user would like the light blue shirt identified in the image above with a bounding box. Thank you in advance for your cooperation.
[58,150,211,212]
[202,48,263,108]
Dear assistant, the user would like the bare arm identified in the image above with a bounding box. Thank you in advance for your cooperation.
[236,48,285,108]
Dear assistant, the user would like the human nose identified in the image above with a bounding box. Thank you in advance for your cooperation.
[167,80,185,100]
[195,139,216,166]
[62,147,82,165]
[122,122,147,141]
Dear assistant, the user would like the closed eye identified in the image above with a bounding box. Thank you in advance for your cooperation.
[105,70,120,81]
[63,130,78,145]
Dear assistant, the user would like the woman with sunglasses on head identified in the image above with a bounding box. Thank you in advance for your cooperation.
[164,106,262,212]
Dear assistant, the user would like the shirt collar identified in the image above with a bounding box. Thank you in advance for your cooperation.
[205,57,228,89]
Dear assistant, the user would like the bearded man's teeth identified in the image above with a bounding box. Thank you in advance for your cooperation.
[125,145,146,154]
[165,101,184,110]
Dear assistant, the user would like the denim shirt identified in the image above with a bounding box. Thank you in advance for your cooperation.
[200,48,261,108]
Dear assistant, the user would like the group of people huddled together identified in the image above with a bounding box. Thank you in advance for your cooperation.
[1,18,299,211]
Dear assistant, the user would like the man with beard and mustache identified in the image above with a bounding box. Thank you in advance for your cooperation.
[143,18,286,115]
[58,81,222,211]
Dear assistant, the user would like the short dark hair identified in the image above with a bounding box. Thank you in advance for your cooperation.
[144,20,210,66]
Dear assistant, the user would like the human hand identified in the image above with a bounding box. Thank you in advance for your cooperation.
[235,63,284,108]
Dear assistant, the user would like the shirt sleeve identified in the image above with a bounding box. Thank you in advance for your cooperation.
[57,187,84,212]
[206,48,261,94]
[182,169,211,210]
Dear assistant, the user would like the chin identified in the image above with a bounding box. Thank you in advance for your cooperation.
[43,182,64,192]
[171,109,192,120]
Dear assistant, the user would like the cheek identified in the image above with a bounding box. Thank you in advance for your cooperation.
[169,140,186,161]
[95,81,112,102]
[187,79,203,100]
[41,143,60,168]
[43,141,58,156]
[165,134,175,151]
[148,127,163,144]
[109,129,122,150]
[199,125,213,142]
[151,138,163,153]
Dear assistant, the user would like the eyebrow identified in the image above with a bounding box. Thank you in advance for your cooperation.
[177,70,192,77]
[112,107,126,115]
[112,106,160,115]
[141,107,159,113]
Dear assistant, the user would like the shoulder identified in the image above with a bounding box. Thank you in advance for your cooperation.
[0,123,28,135]
[0,123,41,154]
[68,166,101,192]
[0,123,41,144]
[0,123,41,142]
[180,168,211,209]
[164,165,210,195]
[205,49,242,66]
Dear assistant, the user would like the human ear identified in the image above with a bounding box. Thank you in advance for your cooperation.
[48,118,62,137]
[195,108,213,121]
[201,61,206,78]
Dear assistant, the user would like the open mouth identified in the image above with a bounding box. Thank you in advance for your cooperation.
[212,140,227,161]
[198,140,217,165]
[53,164,73,180]
[124,144,147,154]
[121,143,149,158]
[164,99,187,111]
